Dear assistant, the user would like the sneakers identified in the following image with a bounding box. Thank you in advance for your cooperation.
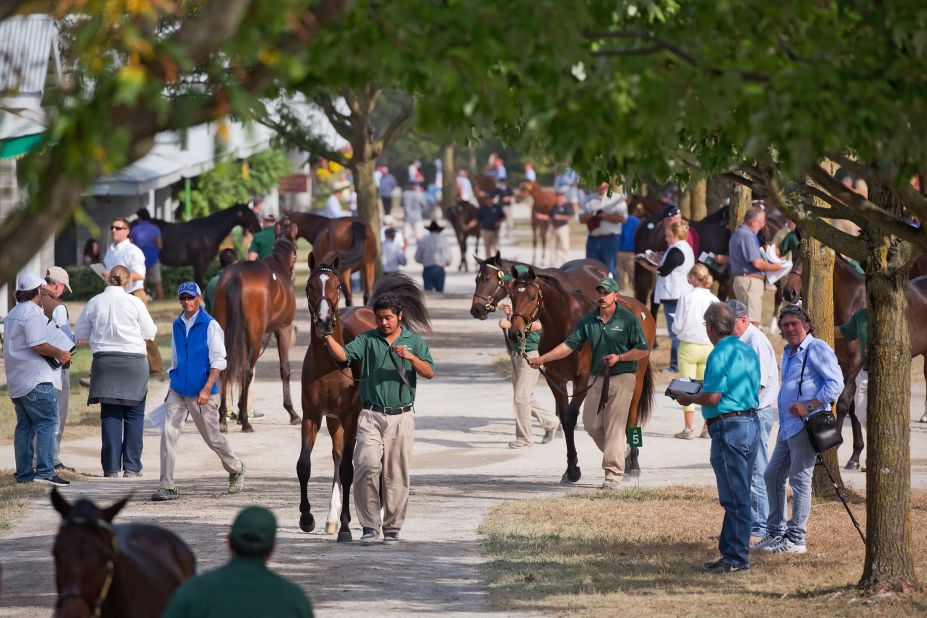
[541,426,559,444]
[674,428,696,440]
[360,527,381,544]
[750,534,782,551]
[78,376,91,387]
[55,463,75,472]
[36,475,70,487]
[700,426,710,439]
[765,537,807,554]
[702,559,749,574]
[228,463,246,494]
[508,440,531,449]
[600,479,622,490]
[151,487,179,501]
[103,472,120,478]
[383,531,400,545]
[123,470,142,478]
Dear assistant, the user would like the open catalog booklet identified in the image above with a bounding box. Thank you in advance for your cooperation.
[760,245,792,285]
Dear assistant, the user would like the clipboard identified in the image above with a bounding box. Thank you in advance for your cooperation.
[90,263,107,280]
[42,319,76,369]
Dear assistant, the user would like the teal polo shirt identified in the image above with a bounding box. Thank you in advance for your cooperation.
[524,328,541,353]
[701,335,760,419]
[564,307,649,375]
[342,326,434,408]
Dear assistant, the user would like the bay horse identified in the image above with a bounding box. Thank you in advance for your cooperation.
[214,232,300,432]
[516,181,555,266]
[51,488,195,618]
[311,217,377,306]
[298,259,430,540]
[281,210,331,245]
[145,204,261,286]
[443,200,481,272]
[506,266,656,481]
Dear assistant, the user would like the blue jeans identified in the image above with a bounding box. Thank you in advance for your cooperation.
[708,413,760,567]
[662,300,680,371]
[764,427,817,545]
[101,400,145,475]
[422,266,446,292]
[750,407,775,535]
[585,234,621,277]
[13,383,59,482]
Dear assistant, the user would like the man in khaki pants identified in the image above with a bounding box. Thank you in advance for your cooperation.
[530,277,650,489]
[325,293,434,545]
[151,282,244,502]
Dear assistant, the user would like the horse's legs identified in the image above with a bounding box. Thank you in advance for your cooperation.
[341,269,354,307]
[624,371,646,478]
[921,357,927,423]
[297,413,322,533]
[275,326,300,424]
[218,372,228,433]
[337,410,359,543]
[458,233,467,272]
[325,416,344,534]
[547,384,580,484]
[836,378,861,469]
[363,259,374,306]
[532,222,538,265]
[240,365,255,433]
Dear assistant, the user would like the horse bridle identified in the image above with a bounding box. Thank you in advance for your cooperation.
[307,266,347,338]
[473,263,508,312]
[509,278,544,350]
[56,516,119,618]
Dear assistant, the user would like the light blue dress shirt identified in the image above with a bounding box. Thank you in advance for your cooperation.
[777,334,844,440]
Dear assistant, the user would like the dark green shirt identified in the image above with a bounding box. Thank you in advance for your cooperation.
[343,327,434,407]
[839,307,869,371]
[249,227,276,260]
[564,307,649,375]
[204,271,221,314]
[162,556,313,618]
[524,328,542,353]
[778,231,799,258]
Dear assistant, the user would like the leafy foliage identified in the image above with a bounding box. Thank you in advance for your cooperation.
[183,148,292,218]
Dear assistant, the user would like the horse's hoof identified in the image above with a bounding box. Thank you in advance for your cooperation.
[241,424,255,433]
[290,417,302,426]
[560,468,581,484]
[337,529,353,543]
[299,513,315,533]
[324,522,338,535]
[626,468,641,478]
[844,460,861,471]
[219,422,227,434]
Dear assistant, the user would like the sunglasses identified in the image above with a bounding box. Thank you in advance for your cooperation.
[179,295,196,301]
[778,305,809,321]
[110,226,127,231]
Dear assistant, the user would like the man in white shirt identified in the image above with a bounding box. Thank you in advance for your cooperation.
[41,267,77,471]
[456,170,476,205]
[152,282,244,502]
[4,272,71,487]
[728,299,779,540]
[103,217,163,377]
[579,182,627,278]
[324,190,348,218]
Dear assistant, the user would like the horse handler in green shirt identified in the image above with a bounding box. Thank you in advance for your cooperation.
[324,292,435,545]
[529,277,650,489]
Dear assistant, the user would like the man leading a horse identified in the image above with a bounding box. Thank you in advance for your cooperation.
[529,277,650,489]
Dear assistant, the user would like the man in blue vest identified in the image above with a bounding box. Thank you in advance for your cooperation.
[152,282,245,502]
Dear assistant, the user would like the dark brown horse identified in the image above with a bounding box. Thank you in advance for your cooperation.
[311,217,378,306]
[444,200,481,272]
[51,488,195,618]
[516,181,555,266]
[214,233,300,432]
[298,260,430,540]
[145,204,261,286]
[506,267,656,481]
[282,210,331,245]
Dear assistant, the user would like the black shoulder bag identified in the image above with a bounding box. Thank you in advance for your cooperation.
[797,344,843,453]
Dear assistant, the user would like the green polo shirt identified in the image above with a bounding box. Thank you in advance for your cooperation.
[343,326,434,408]
[524,328,542,353]
[839,307,869,371]
[204,271,221,314]
[249,227,276,260]
[564,307,649,375]
[163,556,314,618]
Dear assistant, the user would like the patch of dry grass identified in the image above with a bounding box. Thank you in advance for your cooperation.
[480,486,927,616]
[0,471,51,533]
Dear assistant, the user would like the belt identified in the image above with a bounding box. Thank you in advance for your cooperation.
[364,402,413,415]
[735,273,764,280]
[706,408,757,427]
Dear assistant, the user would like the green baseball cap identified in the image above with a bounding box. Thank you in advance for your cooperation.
[503,263,530,282]
[230,506,276,554]
[596,277,619,293]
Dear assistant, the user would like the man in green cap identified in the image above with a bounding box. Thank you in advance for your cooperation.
[530,277,650,489]
[498,264,559,448]
[163,505,314,617]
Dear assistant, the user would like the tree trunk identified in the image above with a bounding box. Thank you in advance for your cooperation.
[441,144,455,215]
[351,157,382,278]
[729,183,750,228]
[689,176,708,221]
[678,188,691,219]
[706,175,731,214]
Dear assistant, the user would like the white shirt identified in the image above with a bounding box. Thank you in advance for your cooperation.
[74,286,157,355]
[740,323,779,410]
[170,310,227,372]
[103,239,147,294]
[380,226,406,248]
[381,240,408,273]
[324,194,347,218]
[456,176,475,202]
[671,287,719,345]
[583,191,628,236]
[2,300,62,398]
[524,168,536,182]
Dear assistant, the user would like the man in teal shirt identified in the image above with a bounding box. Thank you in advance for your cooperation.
[164,506,313,617]
[675,302,760,574]
[530,277,650,489]
[247,214,277,261]
[325,292,434,545]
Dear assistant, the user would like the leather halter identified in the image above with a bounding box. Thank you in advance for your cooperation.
[307,266,346,338]
[472,263,507,311]
[56,516,119,618]
[510,278,543,341]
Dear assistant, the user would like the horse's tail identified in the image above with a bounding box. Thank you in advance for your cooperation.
[368,272,432,335]
[223,274,250,390]
[636,361,655,427]
[337,221,368,270]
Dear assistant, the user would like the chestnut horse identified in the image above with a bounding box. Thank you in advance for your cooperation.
[52,488,195,618]
[516,181,555,266]
[298,260,430,540]
[506,266,656,481]
[444,200,481,272]
[312,218,378,306]
[214,232,300,432]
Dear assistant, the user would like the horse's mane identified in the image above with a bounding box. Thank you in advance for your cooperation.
[368,273,432,335]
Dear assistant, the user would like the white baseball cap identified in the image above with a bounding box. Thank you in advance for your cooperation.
[16,272,44,292]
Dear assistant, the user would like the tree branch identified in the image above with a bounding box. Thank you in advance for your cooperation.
[313,91,353,139]
[171,0,254,66]
[376,102,415,154]
[796,184,868,227]
[254,114,348,167]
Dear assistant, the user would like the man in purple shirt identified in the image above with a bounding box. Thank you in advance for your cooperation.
[131,208,164,300]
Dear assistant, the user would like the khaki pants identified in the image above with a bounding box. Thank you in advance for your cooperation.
[481,230,500,258]
[582,372,636,481]
[616,251,635,291]
[354,408,415,533]
[131,288,164,376]
[511,351,558,443]
[732,276,764,323]
[159,389,241,489]
[551,225,570,266]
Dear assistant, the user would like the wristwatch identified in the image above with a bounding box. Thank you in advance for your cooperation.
[806,402,815,413]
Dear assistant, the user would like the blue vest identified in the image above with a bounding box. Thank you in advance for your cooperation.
[170,310,219,397]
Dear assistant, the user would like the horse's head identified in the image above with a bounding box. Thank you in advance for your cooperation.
[782,249,803,304]
[268,236,297,278]
[507,266,543,347]
[306,251,347,338]
[51,488,127,618]
[236,204,262,234]
[470,251,508,320]
[274,217,299,243]
[516,180,533,201]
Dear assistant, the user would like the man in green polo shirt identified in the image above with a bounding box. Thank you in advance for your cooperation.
[529,277,650,489]
[324,292,434,545]
[246,213,278,261]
